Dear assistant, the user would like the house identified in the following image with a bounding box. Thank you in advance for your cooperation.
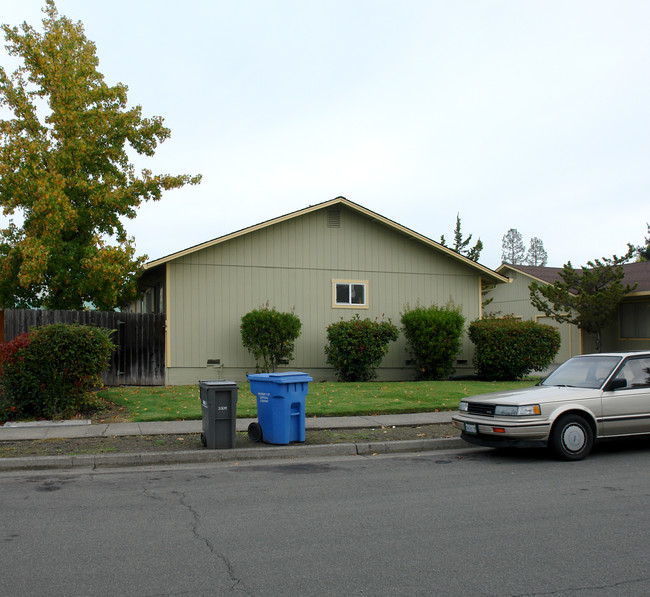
[491,262,650,361]
[602,261,650,352]
[132,197,508,385]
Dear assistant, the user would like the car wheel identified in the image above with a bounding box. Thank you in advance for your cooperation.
[550,414,593,461]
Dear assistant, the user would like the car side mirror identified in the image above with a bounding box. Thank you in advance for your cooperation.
[606,378,627,391]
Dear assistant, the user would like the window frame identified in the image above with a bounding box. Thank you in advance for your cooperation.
[332,279,369,309]
[619,301,650,340]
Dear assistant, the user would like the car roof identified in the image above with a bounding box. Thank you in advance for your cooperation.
[573,351,650,358]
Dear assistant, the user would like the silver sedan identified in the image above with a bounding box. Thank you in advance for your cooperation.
[452,351,650,460]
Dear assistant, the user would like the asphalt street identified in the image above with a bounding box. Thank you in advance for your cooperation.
[1,439,648,597]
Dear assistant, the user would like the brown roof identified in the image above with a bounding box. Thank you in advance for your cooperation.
[498,261,650,295]
[621,260,650,293]
[500,265,565,285]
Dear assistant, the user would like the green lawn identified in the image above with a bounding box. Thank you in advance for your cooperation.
[98,379,538,422]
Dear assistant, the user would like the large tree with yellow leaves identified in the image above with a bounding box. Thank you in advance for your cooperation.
[0,1,200,310]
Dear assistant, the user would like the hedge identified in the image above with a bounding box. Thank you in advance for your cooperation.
[241,305,302,372]
[468,316,561,380]
[0,323,115,421]
[400,303,465,380]
[325,315,399,382]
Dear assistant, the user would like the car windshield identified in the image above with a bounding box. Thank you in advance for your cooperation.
[542,355,622,389]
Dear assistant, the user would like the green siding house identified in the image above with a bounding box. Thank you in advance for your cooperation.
[133,197,507,385]
[491,262,650,362]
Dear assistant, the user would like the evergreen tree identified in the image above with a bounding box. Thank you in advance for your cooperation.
[440,213,483,262]
[501,228,525,264]
[529,247,636,352]
[525,237,548,266]
[635,223,650,261]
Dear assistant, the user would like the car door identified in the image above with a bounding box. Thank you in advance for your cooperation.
[601,355,650,436]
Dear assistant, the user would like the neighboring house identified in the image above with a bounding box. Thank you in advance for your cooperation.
[600,260,650,353]
[131,197,507,385]
[491,262,650,362]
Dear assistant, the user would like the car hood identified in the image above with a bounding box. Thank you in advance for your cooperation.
[463,385,601,405]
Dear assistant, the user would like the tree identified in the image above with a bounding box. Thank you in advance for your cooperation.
[440,213,483,262]
[501,228,525,264]
[529,247,636,352]
[0,1,201,310]
[525,237,548,266]
[635,223,650,261]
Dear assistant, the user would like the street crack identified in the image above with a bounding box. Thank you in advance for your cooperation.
[173,490,254,596]
[512,575,648,596]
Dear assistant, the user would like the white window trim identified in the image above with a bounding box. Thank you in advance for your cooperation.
[332,279,369,309]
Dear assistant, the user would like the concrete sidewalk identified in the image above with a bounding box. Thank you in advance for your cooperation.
[0,412,467,471]
[0,411,457,441]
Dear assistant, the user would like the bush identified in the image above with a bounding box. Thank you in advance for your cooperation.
[241,305,302,372]
[325,315,399,382]
[468,316,561,380]
[400,303,465,380]
[0,332,33,420]
[0,323,115,421]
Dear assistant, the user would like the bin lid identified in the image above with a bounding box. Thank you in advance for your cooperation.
[247,371,313,383]
[199,380,238,388]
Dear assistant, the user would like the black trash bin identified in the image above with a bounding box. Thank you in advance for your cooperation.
[199,380,238,449]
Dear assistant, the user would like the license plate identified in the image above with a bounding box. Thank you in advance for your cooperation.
[464,423,478,434]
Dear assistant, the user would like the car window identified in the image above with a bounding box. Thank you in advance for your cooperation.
[612,357,650,389]
[542,356,621,389]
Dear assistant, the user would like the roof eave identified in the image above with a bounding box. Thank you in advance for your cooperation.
[145,196,508,283]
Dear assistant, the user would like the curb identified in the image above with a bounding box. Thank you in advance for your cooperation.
[0,437,469,471]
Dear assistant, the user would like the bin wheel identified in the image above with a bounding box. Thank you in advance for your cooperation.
[248,422,263,442]
[200,432,207,447]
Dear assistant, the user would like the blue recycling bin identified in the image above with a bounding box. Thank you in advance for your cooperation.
[247,372,313,444]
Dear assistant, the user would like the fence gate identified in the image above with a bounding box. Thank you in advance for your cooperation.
[1,309,165,386]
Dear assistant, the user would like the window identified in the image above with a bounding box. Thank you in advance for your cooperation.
[333,280,368,308]
[613,357,650,388]
[619,301,650,339]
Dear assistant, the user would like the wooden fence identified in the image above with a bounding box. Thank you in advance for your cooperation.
[1,309,165,386]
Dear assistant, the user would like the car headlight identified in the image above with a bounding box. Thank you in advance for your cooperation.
[459,401,468,412]
[494,404,541,416]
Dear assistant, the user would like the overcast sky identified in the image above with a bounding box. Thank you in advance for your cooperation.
[2,0,649,269]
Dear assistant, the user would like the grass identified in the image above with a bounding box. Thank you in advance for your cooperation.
[97,379,539,423]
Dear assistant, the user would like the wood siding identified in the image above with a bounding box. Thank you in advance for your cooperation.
[165,206,483,383]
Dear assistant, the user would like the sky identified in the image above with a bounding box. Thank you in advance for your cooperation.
[1,0,649,270]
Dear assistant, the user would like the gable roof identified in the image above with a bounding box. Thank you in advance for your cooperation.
[497,261,650,296]
[496,264,565,286]
[145,196,508,283]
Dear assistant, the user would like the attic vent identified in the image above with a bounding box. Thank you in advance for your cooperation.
[327,209,341,228]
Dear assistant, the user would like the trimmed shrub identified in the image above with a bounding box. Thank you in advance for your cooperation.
[0,332,33,420]
[468,316,561,380]
[0,323,115,421]
[401,303,465,380]
[325,315,399,382]
[241,305,302,372]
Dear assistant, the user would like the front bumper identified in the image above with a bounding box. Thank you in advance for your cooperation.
[452,413,550,448]
[460,432,547,449]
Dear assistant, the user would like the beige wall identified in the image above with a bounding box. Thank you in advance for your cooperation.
[164,206,484,384]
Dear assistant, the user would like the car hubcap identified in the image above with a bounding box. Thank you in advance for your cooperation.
[562,424,585,452]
